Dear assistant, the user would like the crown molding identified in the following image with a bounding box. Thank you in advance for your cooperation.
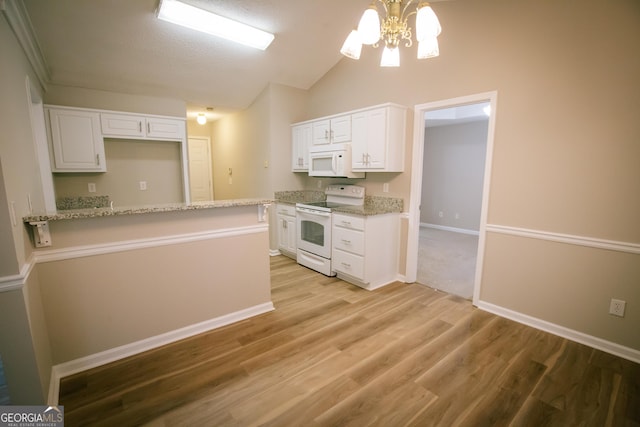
[2,0,50,90]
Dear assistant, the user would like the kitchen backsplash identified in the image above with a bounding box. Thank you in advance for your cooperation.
[57,196,111,210]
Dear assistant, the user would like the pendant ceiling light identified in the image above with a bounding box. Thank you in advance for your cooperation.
[340,0,442,67]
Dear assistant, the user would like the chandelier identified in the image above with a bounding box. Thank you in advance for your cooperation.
[340,0,442,67]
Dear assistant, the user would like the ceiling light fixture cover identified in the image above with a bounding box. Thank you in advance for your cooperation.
[197,113,207,125]
[341,0,442,67]
[156,0,275,50]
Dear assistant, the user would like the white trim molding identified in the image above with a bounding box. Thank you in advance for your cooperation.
[486,224,640,255]
[420,222,480,236]
[1,0,50,89]
[477,301,640,364]
[33,223,269,263]
[0,255,35,293]
[47,301,275,405]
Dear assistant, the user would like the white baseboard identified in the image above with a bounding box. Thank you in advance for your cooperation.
[420,222,479,236]
[476,300,640,364]
[47,301,275,405]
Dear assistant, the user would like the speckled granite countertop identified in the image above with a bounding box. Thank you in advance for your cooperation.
[274,191,403,216]
[23,198,274,222]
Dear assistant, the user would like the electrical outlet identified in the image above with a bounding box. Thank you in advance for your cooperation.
[383,183,389,193]
[609,299,626,317]
[88,183,96,193]
[139,181,147,191]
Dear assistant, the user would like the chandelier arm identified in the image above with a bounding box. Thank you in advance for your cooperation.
[400,0,417,21]
[377,0,389,15]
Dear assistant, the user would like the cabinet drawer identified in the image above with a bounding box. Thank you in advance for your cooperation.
[276,204,296,217]
[333,249,364,279]
[333,227,364,255]
[333,214,365,231]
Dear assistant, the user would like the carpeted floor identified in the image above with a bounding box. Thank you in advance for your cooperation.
[416,226,478,300]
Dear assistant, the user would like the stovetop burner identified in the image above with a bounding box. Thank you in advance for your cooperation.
[296,184,365,212]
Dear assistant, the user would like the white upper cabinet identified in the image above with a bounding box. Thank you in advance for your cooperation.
[352,104,407,172]
[312,114,351,145]
[291,122,312,171]
[47,107,106,172]
[101,113,185,140]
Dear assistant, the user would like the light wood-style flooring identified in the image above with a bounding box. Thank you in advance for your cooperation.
[59,255,640,426]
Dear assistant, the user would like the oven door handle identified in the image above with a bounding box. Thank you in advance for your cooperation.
[296,207,331,217]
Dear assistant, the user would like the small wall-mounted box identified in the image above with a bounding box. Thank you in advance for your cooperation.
[29,221,52,247]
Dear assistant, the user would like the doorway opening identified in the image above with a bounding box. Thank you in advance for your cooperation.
[406,92,497,305]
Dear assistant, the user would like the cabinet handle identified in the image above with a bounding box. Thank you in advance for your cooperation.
[147,122,151,134]
[341,239,351,244]
[139,122,142,132]
[341,220,352,226]
[283,219,287,228]
[96,154,100,166]
[341,262,351,268]
[367,153,371,164]
[330,129,334,141]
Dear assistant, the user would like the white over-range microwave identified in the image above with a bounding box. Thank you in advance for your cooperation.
[308,143,365,178]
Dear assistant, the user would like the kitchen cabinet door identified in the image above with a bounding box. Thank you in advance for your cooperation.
[146,117,185,140]
[100,113,145,137]
[276,204,297,258]
[351,105,406,172]
[101,114,184,140]
[291,123,312,171]
[312,115,351,145]
[47,108,106,172]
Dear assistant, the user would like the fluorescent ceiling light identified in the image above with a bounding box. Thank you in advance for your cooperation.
[156,0,274,50]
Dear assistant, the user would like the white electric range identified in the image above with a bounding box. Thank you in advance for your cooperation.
[295,185,364,275]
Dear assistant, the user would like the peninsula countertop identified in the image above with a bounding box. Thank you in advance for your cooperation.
[23,198,274,222]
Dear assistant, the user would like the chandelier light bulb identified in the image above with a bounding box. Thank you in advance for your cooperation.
[416,4,441,41]
[380,46,400,67]
[340,30,363,59]
[417,36,439,59]
[357,6,381,45]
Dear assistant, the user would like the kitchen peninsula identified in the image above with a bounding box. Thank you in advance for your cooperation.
[23,199,273,400]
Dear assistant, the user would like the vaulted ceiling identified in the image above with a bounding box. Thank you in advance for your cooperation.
[22,0,370,116]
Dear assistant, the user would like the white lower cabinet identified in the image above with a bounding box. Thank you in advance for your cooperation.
[332,212,399,290]
[276,204,297,258]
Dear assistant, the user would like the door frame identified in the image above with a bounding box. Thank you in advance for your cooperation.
[406,91,498,305]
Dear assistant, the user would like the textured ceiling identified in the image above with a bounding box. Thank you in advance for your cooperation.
[22,0,370,116]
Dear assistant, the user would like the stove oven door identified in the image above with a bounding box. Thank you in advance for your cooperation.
[296,207,331,259]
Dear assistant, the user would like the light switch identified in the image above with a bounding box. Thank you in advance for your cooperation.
[88,183,96,193]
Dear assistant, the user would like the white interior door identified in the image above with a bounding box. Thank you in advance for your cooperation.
[187,137,213,202]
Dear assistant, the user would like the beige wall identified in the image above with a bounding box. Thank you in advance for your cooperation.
[35,206,271,364]
[44,85,186,118]
[304,0,640,351]
[421,120,488,230]
[53,138,184,207]
[0,15,51,404]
